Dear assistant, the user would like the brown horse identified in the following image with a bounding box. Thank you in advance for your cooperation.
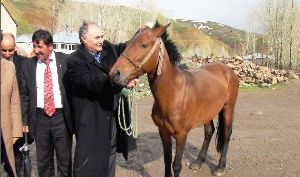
[109,23,239,177]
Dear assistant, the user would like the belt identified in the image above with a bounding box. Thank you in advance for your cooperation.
[36,108,63,113]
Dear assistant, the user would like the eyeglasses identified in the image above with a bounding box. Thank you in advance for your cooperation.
[1,49,15,52]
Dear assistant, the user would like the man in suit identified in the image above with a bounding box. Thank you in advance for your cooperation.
[67,21,137,177]
[1,33,32,176]
[1,32,23,177]
[19,29,73,177]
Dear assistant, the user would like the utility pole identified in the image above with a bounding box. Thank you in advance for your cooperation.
[52,4,55,33]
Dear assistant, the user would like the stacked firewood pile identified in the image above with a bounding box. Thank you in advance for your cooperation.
[182,57,300,87]
[133,57,300,97]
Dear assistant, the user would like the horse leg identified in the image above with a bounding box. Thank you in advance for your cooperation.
[159,127,173,177]
[189,120,215,170]
[213,106,234,176]
[173,133,187,177]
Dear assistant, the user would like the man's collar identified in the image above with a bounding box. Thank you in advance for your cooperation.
[88,50,101,57]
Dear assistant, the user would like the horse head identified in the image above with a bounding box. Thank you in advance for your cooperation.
[109,23,170,86]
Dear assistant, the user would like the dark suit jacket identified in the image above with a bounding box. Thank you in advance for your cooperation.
[13,54,28,123]
[67,41,135,177]
[19,52,73,138]
[13,54,27,82]
[12,53,35,145]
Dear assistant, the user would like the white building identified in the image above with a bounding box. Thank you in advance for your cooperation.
[1,3,18,38]
[16,31,80,55]
[16,34,32,56]
[53,32,80,54]
[242,53,271,61]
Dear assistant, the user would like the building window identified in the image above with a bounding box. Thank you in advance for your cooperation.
[72,45,77,50]
[53,44,57,49]
[61,44,65,49]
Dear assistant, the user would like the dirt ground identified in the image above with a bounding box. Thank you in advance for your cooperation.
[115,80,300,177]
[28,80,300,177]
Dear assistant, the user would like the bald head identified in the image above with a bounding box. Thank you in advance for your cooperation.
[1,33,16,61]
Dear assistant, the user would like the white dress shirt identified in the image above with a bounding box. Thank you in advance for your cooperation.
[36,51,63,108]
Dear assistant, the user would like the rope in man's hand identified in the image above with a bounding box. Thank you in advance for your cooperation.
[118,87,138,138]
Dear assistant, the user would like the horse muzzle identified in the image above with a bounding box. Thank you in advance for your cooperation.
[110,69,128,86]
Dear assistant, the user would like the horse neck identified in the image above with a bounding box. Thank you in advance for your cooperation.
[147,47,180,102]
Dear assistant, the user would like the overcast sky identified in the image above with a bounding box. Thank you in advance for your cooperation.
[155,0,259,30]
[73,0,268,30]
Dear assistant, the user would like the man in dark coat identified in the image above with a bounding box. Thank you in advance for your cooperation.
[67,21,137,177]
[19,29,73,177]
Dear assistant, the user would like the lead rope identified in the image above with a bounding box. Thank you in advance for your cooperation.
[157,38,164,75]
[117,88,138,138]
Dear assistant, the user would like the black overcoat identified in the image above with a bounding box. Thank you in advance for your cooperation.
[67,41,135,177]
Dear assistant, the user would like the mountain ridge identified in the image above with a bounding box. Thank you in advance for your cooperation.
[3,0,251,57]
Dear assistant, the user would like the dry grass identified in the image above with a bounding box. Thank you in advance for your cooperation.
[5,0,241,57]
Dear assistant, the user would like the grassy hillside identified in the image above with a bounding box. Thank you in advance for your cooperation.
[3,0,55,34]
[178,20,268,55]
[167,19,233,57]
[176,20,248,55]
[4,0,250,57]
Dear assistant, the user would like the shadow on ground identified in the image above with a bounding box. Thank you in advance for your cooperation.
[117,132,218,177]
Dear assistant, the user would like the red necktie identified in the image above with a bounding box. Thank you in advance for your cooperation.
[44,60,55,116]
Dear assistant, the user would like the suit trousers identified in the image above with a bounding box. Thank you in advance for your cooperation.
[35,108,72,177]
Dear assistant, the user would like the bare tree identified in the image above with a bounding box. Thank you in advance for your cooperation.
[54,0,158,43]
[255,0,300,70]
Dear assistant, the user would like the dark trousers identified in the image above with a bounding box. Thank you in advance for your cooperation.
[1,134,14,177]
[35,109,72,177]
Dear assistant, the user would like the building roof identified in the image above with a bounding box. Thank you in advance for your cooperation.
[16,31,80,44]
[16,34,32,43]
[53,32,80,44]
[1,3,18,27]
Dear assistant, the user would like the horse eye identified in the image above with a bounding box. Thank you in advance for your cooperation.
[141,44,147,48]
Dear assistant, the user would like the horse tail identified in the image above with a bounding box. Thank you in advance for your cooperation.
[216,110,225,153]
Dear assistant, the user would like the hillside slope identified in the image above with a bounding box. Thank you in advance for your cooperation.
[2,0,58,34]
[168,19,234,57]
[4,0,245,57]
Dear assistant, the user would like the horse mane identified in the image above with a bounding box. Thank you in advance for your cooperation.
[154,21,182,65]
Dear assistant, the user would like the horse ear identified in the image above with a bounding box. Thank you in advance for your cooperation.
[153,23,171,37]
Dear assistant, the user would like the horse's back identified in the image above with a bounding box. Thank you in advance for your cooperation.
[195,62,235,79]
[197,62,239,105]
[193,62,239,104]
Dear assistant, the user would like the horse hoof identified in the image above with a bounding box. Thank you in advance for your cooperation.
[213,167,225,176]
[189,160,203,170]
